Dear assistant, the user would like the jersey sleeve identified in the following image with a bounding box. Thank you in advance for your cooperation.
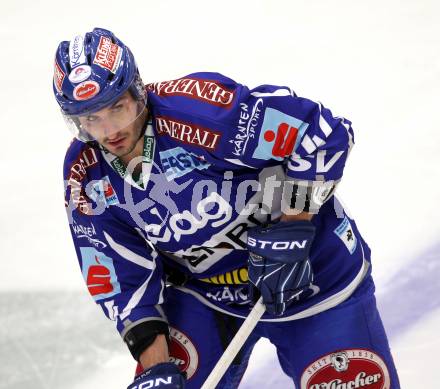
[63,145,167,341]
[222,82,355,212]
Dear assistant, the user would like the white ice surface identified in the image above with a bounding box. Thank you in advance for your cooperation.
[1,0,439,387]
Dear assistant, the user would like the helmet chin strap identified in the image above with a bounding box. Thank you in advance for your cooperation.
[135,106,150,142]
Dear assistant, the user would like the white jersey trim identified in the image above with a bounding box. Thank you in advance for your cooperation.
[251,89,291,98]
[104,231,154,270]
[118,248,159,321]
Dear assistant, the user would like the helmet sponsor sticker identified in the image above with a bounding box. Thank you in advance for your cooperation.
[69,34,86,68]
[54,60,65,93]
[169,327,199,379]
[79,247,121,301]
[301,349,391,389]
[73,80,100,101]
[252,107,308,161]
[93,35,123,73]
[68,64,92,84]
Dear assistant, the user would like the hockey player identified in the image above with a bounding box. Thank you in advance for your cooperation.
[55,28,400,388]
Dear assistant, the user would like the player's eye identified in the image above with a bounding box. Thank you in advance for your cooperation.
[111,104,124,112]
[86,115,99,122]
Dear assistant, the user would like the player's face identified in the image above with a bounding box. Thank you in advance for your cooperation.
[78,91,147,157]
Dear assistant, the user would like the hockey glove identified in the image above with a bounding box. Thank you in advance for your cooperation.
[127,362,186,389]
[247,220,316,316]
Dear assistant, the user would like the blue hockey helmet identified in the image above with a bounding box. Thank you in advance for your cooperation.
[53,28,147,142]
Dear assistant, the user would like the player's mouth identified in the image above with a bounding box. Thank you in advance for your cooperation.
[107,136,127,148]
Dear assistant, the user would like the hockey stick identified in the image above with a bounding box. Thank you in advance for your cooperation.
[200,296,266,389]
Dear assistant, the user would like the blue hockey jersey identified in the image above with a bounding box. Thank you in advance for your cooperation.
[63,72,371,339]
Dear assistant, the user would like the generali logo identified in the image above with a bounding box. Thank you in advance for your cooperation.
[146,77,235,107]
[300,349,391,389]
[155,116,221,150]
[67,146,99,215]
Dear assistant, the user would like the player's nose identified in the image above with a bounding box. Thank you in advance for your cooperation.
[101,119,120,138]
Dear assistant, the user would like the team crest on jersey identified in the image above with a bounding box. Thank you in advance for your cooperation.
[169,327,199,379]
[90,176,119,207]
[334,216,358,254]
[300,349,391,389]
[253,107,308,161]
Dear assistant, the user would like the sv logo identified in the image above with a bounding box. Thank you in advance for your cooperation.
[289,149,345,173]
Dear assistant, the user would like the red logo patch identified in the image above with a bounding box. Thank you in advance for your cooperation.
[67,146,98,215]
[146,78,235,107]
[87,256,113,296]
[54,61,65,93]
[155,116,221,150]
[93,36,122,73]
[268,122,298,158]
[169,327,199,379]
[73,81,100,101]
[301,349,391,389]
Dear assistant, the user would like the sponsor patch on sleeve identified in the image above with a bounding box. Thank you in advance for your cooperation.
[80,247,121,301]
[252,107,308,161]
[334,216,358,254]
[146,77,235,107]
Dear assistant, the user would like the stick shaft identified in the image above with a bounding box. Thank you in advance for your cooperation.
[201,297,265,389]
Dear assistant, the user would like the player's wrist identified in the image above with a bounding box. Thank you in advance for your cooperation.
[280,210,313,222]
[123,319,169,362]
[139,334,169,370]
